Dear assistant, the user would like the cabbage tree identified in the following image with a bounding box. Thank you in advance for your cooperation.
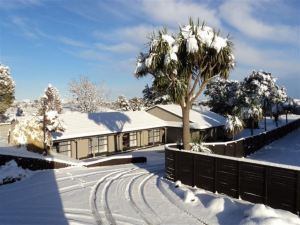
[134,19,234,150]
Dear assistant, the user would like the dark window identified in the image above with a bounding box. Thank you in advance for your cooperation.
[58,141,71,157]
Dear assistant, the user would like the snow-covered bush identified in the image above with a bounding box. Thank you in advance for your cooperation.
[224,115,243,139]
[0,160,32,185]
[190,135,211,153]
[10,113,65,152]
[0,64,15,119]
[10,116,46,150]
[191,142,212,153]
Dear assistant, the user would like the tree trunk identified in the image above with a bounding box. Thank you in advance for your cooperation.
[182,104,191,150]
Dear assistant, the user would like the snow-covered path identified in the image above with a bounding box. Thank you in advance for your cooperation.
[1,146,299,225]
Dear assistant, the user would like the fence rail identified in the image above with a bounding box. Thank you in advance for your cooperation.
[165,145,300,215]
[204,119,300,157]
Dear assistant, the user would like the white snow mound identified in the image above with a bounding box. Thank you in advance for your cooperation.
[0,160,32,184]
[183,190,197,203]
[240,204,300,225]
[175,180,182,188]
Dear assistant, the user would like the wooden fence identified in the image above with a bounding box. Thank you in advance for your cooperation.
[165,145,300,215]
[204,118,300,157]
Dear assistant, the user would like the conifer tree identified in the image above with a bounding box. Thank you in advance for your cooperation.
[0,64,15,117]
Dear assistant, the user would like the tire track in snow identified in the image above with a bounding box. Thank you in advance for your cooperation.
[90,168,136,225]
[139,173,162,222]
[102,170,133,225]
[156,177,210,225]
[124,167,165,225]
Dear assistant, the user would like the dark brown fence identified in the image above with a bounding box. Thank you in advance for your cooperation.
[204,118,300,157]
[165,146,300,215]
[0,154,72,170]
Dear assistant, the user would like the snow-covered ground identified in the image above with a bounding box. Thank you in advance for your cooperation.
[248,128,300,167]
[0,146,299,225]
[235,114,300,139]
[0,160,33,185]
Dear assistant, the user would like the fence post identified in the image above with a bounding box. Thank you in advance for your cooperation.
[264,167,269,205]
[174,151,178,182]
[297,171,300,216]
[192,154,195,187]
[237,161,241,199]
[214,158,217,193]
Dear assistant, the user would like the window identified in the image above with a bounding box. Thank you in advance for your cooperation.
[129,132,137,147]
[58,141,71,157]
[89,136,108,155]
[98,136,108,152]
[149,129,160,144]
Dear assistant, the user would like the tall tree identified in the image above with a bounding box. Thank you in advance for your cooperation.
[142,83,172,107]
[0,64,15,118]
[69,76,105,113]
[38,84,63,115]
[134,19,234,149]
[204,77,241,116]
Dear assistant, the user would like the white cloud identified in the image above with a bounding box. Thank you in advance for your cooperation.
[219,0,300,45]
[10,16,42,39]
[234,40,300,78]
[95,42,138,53]
[142,0,221,28]
[93,24,156,45]
[76,49,105,62]
[57,36,87,48]
[0,0,41,10]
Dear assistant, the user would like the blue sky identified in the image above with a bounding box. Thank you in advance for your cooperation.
[0,0,299,101]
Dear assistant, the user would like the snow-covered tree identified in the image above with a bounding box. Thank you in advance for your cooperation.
[142,83,172,107]
[114,95,130,111]
[129,97,145,111]
[69,76,105,113]
[224,115,243,140]
[204,77,241,116]
[0,64,15,118]
[38,84,63,115]
[134,19,234,149]
[10,85,65,152]
[239,71,287,128]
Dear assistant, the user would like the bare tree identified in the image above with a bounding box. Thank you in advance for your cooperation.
[69,76,105,113]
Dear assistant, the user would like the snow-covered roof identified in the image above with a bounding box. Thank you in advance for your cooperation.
[52,111,166,141]
[148,104,226,129]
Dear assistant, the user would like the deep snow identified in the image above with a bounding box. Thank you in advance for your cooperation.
[248,127,300,167]
[0,146,299,225]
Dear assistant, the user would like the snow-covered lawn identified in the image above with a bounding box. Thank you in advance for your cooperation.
[0,146,299,225]
[248,127,300,167]
[235,114,300,139]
